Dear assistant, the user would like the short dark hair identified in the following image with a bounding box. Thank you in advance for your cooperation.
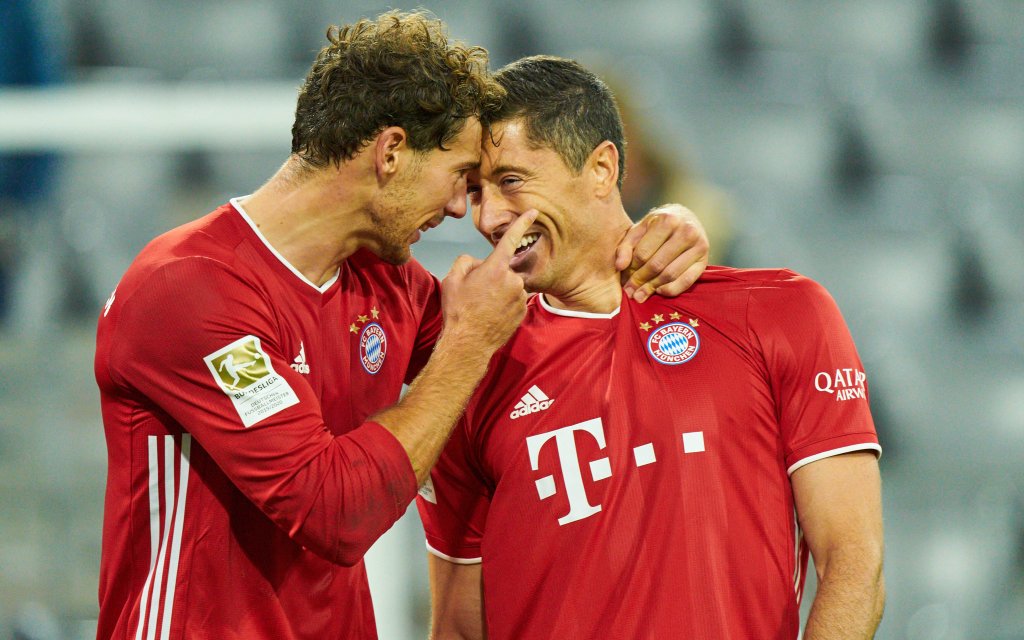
[291,10,504,168]
[485,56,626,188]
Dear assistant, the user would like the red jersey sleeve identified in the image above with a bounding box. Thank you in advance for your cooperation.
[403,261,443,383]
[104,257,417,566]
[416,416,489,563]
[748,271,881,474]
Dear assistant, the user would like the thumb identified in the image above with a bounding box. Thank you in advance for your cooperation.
[614,221,647,271]
[447,254,481,280]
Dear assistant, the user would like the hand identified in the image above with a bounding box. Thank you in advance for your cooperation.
[440,210,538,354]
[614,204,709,302]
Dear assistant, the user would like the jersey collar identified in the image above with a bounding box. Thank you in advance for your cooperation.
[230,197,340,294]
[537,293,621,319]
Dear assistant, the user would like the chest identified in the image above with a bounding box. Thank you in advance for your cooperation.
[474,313,777,527]
[272,285,418,435]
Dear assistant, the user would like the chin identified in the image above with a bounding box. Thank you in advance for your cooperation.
[376,244,413,266]
[519,270,552,295]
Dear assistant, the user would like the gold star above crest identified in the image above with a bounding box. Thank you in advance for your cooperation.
[639,322,652,331]
[689,318,699,327]
[357,314,369,324]
[349,323,359,333]
[652,314,664,324]
[370,307,380,319]
[669,312,681,320]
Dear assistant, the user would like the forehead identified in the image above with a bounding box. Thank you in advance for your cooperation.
[446,117,483,163]
[480,118,561,174]
[420,117,482,170]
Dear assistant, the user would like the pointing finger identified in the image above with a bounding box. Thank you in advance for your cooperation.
[487,209,539,264]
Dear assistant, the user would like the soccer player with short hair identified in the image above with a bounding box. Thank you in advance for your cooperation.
[418,56,885,640]
[94,13,708,640]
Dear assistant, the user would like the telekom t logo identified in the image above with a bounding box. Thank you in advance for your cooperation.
[525,418,706,526]
[526,418,611,526]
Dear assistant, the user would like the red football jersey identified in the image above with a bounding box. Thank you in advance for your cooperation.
[418,267,880,640]
[95,200,442,639]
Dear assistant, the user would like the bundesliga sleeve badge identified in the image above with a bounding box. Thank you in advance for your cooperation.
[643,315,701,365]
[204,335,300,427]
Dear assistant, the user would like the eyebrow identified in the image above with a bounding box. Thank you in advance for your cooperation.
[487,163,535,178]
[455,160,481,172]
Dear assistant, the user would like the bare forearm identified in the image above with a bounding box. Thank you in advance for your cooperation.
[372,328,493,484]
[428,556,486,640]
[804,551,885,639]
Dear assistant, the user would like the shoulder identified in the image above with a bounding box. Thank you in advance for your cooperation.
[692,265,816,290]
[117,235,250,313]
[745,269,837,316]
[106,207,274,330]
[693,266,833,307]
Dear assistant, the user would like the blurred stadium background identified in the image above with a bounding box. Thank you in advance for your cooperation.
[1,1,1022,638]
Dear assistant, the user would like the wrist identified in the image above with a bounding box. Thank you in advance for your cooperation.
[433,327,496,371]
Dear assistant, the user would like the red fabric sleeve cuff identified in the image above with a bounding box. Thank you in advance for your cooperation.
[347,421,419,513]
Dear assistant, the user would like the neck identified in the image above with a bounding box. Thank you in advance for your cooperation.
[543,213,631,314]
[237,157,375,286]
[542,278,622,314]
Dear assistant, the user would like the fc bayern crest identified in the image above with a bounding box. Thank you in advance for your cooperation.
[647,322,699,365]
[359,322,387,374]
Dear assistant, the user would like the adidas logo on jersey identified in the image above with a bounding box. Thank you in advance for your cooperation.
[510,385,554,419]
[290,342,310,374]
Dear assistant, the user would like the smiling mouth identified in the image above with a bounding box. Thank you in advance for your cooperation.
[515,233,540,255]
[420,217,443,233]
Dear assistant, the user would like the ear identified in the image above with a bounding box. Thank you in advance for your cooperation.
[374,126,409,180]
[587,140,620,198]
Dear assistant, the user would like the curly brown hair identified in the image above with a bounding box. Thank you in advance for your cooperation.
[291,10,503,168]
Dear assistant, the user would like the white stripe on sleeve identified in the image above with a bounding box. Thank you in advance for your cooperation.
[135,437,161,640]
[160,435,191,640]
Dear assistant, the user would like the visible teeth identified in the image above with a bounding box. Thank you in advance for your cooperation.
[518,234,539,248]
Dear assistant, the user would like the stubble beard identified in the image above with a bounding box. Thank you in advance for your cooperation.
[368,196,415,266]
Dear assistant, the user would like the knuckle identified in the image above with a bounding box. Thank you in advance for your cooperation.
[678,221,700,240]
[683,223,706,243]
[653,269,679,286]
[651,213,674,228]
[632,246,654,263]
[646,256,669,273]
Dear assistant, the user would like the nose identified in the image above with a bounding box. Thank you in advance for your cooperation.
[474,186,516,242]
[443,179,469,220]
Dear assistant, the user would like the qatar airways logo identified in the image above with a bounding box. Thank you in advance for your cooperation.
[814,367,867,401]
